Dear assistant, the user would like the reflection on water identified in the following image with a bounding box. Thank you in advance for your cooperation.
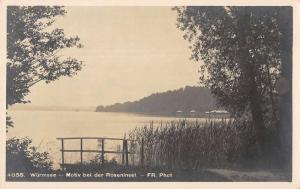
[7,110,205,169]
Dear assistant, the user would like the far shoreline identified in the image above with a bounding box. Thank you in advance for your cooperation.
[8,108,230,119]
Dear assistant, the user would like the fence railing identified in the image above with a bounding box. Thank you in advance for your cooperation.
[57,137,144,169]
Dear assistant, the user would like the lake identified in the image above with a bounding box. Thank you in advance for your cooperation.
[7,110,205,168]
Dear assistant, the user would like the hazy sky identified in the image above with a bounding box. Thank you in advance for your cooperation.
[27,6,201,107]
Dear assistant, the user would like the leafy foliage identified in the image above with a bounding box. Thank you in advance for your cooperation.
[7,6,83,106]
[173,7,292,160]
[6,113,14,131]
[6,137,53,172]
[174,6,281,123]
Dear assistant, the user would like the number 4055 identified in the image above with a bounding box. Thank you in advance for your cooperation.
[7,172,25,177]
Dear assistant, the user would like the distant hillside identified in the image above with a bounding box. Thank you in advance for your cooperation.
[96,86,218,115]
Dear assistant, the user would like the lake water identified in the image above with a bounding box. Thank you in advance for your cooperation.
[7,110,204,168]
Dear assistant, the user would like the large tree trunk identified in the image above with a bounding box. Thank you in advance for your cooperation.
[247,65,268,157]
[237,7,268,158]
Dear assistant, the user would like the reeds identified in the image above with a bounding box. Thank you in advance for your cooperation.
[129,119,257,169]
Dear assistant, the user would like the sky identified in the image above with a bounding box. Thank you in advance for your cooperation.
[27,6,201,107]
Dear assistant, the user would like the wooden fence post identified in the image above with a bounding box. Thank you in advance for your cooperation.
[61,139,65,169]
[122,140,125,165]
[140,138,144,166]
[101,138,105,164]
[124,140,128,166]
[80,138,83,164]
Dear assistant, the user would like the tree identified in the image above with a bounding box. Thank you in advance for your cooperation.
[7,6,83,107]
[174,6,292,164]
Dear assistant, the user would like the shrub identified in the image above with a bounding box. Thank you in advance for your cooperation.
[6,137,53,173]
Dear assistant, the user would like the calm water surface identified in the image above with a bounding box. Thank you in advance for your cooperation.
[7,110,204,168]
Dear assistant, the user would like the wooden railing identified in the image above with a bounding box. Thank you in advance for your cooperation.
[57,137,144,169]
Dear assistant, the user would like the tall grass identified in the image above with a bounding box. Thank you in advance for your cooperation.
[129,119,258,170]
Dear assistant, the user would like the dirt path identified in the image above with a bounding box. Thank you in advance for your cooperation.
[206,168,290,181]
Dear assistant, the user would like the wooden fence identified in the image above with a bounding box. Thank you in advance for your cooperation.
[57,137,144,169]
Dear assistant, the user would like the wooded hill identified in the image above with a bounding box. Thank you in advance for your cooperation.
[96,86,217,115]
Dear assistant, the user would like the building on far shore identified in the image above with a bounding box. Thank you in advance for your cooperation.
[205,110,229,118]
[189,110,197,117]
[176,110,183,116]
